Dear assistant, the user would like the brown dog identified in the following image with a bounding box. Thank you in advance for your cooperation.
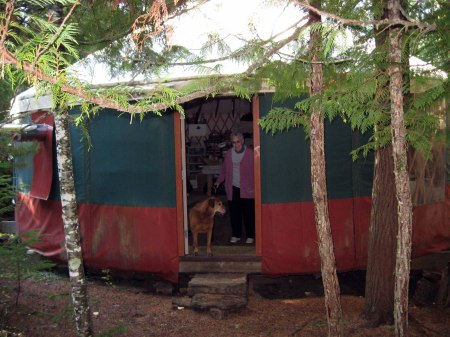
[189,197,226,256]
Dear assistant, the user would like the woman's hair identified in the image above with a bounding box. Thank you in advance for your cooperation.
[230,131,244,141]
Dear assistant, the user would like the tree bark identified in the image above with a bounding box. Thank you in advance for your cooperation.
[387,1,413,336]
[364,146,397,324]
[54,110,93,337]
[363,2,398,325]
[309,2,343,336]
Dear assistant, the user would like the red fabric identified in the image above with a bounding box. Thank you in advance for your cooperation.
[261,201,320,275]
[352,197,372,268]
[16,187,449,281]
[78,204,179,282]
[262,196,450,276]
[29,113,54,200]
[16,193,179,282]
[16,193,66,258]
[411,197,450,257]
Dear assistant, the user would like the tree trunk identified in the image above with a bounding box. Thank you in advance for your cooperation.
[387,1,414,336]
[54,110,93,337]
[364,2,398,325]
[364,146,397,324]
[309,2,343,336]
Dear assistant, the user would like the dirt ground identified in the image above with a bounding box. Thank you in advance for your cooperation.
[0,270,449,337]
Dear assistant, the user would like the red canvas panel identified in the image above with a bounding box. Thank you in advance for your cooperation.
[78,204,179,282]
[261,199,357,276]
[16,193,179,282]
[329,199,356,270]
[412,198,450,257]
[29,112,54,200]
[352,196,372,268]
[16,193,66,258]
[262,196,449,276]
[261,201,321,275]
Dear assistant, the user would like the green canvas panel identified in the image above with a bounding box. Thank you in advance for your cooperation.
[324,117,353,200]
[351,131,374,197]
[80,109,176,207]
[259,94,373,204]
[27,108,176,207]
[259,94,312,203]
[47,120,85,201]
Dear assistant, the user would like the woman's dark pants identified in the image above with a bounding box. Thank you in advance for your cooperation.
[228,186,255,239]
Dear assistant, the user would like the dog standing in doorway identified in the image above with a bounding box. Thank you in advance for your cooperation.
[189,197,226,256]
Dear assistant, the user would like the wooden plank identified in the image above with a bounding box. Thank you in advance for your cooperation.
[188,273,247,296]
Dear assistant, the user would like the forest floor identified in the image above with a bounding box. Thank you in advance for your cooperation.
[0,268,449,337]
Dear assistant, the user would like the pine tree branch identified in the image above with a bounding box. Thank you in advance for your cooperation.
[167,0,211,21]
[245,19,310,74]
[293,1,436,32]
[0,46,220,114]
[294,56,352,65]
[32,0,80,69]
[0,2,329,116]
[129,18,308,73]
[78,29,132,47]
[0,0,14,48]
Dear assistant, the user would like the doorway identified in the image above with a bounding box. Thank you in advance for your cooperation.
[179,96,258,257]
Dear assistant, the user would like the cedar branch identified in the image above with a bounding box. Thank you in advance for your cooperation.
[0,47,218,114]
[32,0,80,69]
[0,0,15,78]
[245,19,310,74]
[293,1,436,32]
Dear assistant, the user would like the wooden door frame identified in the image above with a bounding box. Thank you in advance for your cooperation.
[252,95,262,256]
[174,113,188,256]
[175,96,262,256]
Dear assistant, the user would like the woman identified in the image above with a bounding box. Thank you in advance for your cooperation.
[215,132,255,244]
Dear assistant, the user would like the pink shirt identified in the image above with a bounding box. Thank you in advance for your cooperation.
[216,146,254,200]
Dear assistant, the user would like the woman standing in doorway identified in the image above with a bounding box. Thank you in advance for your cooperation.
[215,132,255,244]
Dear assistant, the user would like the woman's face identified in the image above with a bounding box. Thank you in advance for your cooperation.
[231,136,243,152]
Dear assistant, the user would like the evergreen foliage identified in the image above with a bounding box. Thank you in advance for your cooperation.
[0,136,15,219]
[412,1,449,73]
[1,0,209,125]
[0,76,14,119]
[0,133,40,218]
[257,1,447,162]
[0,231,55,306]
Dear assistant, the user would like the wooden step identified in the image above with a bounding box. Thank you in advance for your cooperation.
[179,256,261,274]
[173,273,249,319]
[191,293,247,311]
[188,273,247,296]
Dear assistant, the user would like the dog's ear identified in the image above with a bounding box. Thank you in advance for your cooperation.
[208,198,215,208]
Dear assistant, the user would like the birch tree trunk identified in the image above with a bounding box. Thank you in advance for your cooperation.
[54,110,93,337]
[309,2,342,336]
[387,0,413,336]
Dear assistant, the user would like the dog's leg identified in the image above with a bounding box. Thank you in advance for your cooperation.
[206,229,213,256]
[192,231,199,256]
